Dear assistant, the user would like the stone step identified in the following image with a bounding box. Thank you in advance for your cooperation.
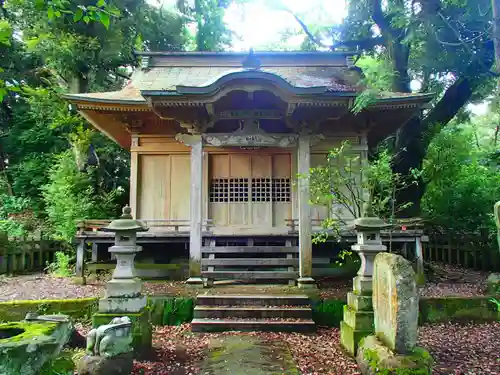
[191,318,316,333]
[196,295,311,307]
[193,305,313,319]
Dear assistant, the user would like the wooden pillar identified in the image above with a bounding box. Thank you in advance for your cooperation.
[130,134,139,218]
[91,242,99,263]
[297,135,315,288]
[186,134,204,286]
[75,238,86,284]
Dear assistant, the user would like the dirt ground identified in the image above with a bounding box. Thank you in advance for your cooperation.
[72,322,500,375]
[0,262,490,301]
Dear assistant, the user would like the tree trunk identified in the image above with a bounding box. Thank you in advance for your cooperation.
[393,42,495,217]
[388,39,411,93]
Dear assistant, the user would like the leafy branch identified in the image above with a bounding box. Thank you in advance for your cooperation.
[305,141,415,242]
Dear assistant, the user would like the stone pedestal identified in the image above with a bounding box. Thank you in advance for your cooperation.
[340,209,388,356]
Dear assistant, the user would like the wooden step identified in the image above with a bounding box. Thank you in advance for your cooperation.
[191,318,316,333]
[202,258,298,266]
[193,306,312,319]
[200,270,297,279]
[196,295,311,307]
[201,246,299,254]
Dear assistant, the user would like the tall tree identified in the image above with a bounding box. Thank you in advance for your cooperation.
[290,0,495,216]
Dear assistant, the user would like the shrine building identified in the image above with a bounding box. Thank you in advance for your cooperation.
[65,51,432,287]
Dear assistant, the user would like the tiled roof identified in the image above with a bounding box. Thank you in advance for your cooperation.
[64,65,432,105]
[64,65,361,103]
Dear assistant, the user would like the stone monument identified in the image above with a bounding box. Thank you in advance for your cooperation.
[340,203,390,356]
[92,206,152,357]
[356,253,433,374]
[77,316,134,375]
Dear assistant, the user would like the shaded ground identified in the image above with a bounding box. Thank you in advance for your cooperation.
[418,322,500,375]
[0,261,491,301]
[74,322,500,375]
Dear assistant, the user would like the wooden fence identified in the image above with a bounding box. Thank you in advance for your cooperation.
[0,237,61,275]
[424,228,500,272]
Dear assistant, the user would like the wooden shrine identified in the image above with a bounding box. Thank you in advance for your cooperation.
[65,51,432,286]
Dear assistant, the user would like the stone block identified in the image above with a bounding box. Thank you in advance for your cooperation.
[0,316,72,375]
[92,309,152,357]
[373,252,418,354]
[340,320,373,356]
[347,292,372,311]
[343,305,374,331]
[105,279,142,298]
[298,277,317,289]
[356,335,434,375]
[77,353,133,375]
[353,276,373,296]
[99,295,147,313]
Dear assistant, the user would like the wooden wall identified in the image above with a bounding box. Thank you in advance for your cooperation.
[310,134,367,224]
[129,133,368,229]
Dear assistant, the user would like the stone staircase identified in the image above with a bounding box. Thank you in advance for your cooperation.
[191,295,316,333]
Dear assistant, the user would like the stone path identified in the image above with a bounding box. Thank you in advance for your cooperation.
[199,335,299,375]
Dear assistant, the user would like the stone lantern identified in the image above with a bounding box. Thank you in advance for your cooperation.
[340,201,390,356]
[98,205,149,313]
[351,203,390,294]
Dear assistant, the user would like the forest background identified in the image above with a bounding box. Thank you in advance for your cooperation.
[0,0,498,251]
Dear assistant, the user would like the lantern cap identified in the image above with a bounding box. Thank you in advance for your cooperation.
[102,205,149,232]
[352,201,390,231]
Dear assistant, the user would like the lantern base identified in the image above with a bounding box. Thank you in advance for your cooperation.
[99,295,147,313]
[186,277,204,287]
[297,277,317,289]
[105,278,142,298]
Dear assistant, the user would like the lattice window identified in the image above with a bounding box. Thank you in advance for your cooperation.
[209,178,229,203]
[229,178,249,202]
[210,177,291,203]
[272,178,291,202]
[210,178,249,202]
[251,178,272,202]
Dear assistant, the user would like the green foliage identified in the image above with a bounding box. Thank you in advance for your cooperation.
[418,297,500,324]
[352,56,395,114]
[489,298,500,312]
[42,151,121,242]
[0,19,12,45]
[422,118,500,233]
[46,251,73,277]
[307,141,413,241]
[162,297,194,325]
[312,299,346,327]
[39,348,84,375]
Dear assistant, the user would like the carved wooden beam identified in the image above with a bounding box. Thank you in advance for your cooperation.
[115,113,144,133]
[175,133,202,146]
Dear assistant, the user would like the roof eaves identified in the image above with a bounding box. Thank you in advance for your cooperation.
[134,50,358,57]
[63,94,146,105]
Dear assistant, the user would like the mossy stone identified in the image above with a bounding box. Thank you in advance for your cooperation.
[357,335,434,375]
[162,297,194,325]
[340,320,373,356]
[0,298,98,322]
[0,319,73,375]
[418,297,499,324]
[312,299,346,327]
